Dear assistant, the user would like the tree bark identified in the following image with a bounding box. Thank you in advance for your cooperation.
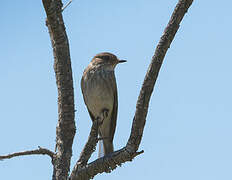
[42,0,76,180]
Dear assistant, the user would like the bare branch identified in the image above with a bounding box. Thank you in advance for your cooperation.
[126,0,194,153]
[0,147,54,160]
[70,121,99,178]
[69,0,194,179]
[70,147,143,180]
[42,0,76,179]
[75,119,100,168]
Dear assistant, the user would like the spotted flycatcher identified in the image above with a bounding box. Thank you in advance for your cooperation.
[81,52,126,157]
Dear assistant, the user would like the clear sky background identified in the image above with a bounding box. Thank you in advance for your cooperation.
[1,0,232,179]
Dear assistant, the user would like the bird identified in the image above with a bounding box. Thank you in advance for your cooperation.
[81,52,126,157]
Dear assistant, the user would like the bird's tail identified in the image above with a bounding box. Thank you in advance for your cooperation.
[98,140,104,158]
[98,139,114,158]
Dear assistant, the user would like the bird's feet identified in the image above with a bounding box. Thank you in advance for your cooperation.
[96,108,109,125]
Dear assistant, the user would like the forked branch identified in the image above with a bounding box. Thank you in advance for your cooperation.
[69,0,194,179]
[0,0,194,180]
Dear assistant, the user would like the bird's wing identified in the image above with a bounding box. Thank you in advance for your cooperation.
[81,74,96,122]
[109,73,118,142]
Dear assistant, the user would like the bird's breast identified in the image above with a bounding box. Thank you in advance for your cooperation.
[82,69,115,118]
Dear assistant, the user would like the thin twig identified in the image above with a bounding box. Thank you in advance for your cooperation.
[62,0,73,12]
[0,146,54,160]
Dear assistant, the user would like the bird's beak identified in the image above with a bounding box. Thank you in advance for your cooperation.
[118,60,127,63]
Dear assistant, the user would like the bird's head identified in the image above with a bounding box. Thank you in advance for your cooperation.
[91,52,126,68]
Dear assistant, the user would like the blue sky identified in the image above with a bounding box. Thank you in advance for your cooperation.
[1,0,232,179]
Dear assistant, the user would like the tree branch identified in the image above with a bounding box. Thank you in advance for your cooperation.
[69,120,99,179]
[75,119,100,168]
[126,0,194,153]
[0,147,54,160]
[69,0,194,179]
[70,147,144,180]
[42,0,76,180]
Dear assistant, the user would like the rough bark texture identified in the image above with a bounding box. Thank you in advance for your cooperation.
[70,147,143,180]
[69,0,194,179]
[42,0,76,180]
